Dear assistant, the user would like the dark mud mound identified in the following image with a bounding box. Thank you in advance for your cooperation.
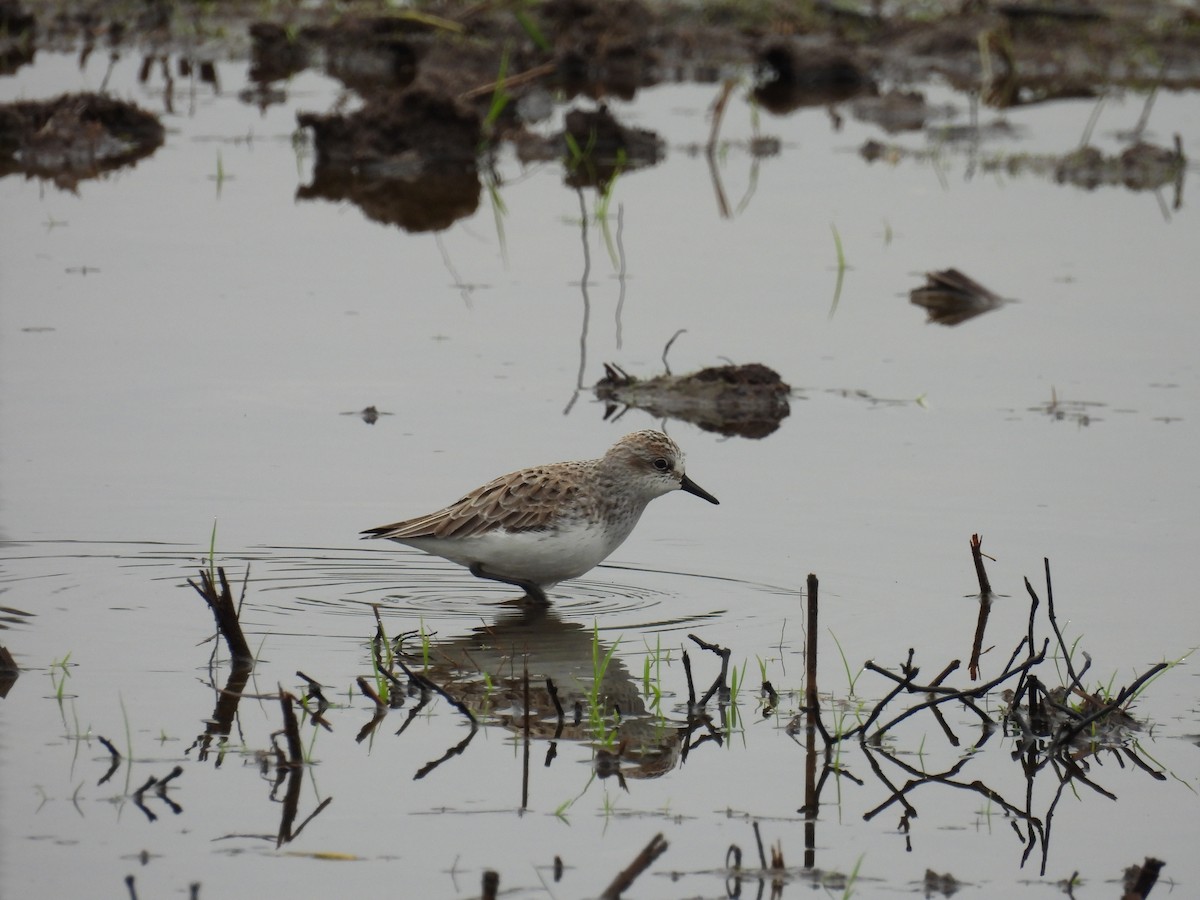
[0,92,164,189]
[560,105,664,188]
[543,0,662,100]
[596,362,791,439]
[0,0,35,75]
[754,41,874,114]
[297,88,481,232]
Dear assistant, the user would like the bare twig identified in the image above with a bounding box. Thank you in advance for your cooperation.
[186,566,254,671]
[599,833,669,899]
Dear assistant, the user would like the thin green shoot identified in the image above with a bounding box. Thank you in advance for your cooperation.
[483,45,512,132]
[595,149,625,223]
[391,9,466,34]
[828,629,862,696]
[305,717,319,763]
[1122,648,1193,705]
[212,150,229,195]
[1132,739,1197,795]
[588,621,622,748]
[641,634,665,719]
[828,222,847,319]
[370,637,391,707]
[208,519,217,583]
[562,129,599,180]
[512,5,549,51]
[484,168,509,265]
[596,151,626,267]
[729,658,748,706]
[419,617,431,671]
[563,131,583,164]
[50,652,72,703]
[480,672,495,713]
[554,770,597,822]
[840,853,865,899]
[120,693,134,793]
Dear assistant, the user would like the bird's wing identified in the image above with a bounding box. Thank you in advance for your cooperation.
[361,467,581,540]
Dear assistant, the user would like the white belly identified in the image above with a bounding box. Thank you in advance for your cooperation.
[396,518,637,587]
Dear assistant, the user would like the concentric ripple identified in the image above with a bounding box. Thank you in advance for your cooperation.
[1,540,795,634]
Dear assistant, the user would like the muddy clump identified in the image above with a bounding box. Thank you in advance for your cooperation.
[0,93,164,189]
[554,105,663,188]
[0,0,35,75]
[542,0,662,100]
[297,87,482,232]
[595,362,790,439]
[754,41,874,114]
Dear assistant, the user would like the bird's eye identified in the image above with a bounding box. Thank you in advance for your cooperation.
[653,457,670,471]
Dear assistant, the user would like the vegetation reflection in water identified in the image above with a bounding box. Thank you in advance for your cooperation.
[156,528,1186,897]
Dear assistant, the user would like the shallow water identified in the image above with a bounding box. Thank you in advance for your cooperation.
[2,45,1199,899]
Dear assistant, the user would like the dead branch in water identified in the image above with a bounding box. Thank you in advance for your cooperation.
[1122,857,1166,900]
[186,565,254,671]
[969,533,995,679]
[599,833,668,899]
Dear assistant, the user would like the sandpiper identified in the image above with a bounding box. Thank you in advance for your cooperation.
[361,430,719,602]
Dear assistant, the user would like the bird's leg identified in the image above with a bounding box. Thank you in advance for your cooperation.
[468,563,550,605]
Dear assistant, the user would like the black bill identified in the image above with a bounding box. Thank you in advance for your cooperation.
[680,473,719,505]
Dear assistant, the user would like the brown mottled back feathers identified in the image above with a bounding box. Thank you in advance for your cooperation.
[362,464,586,541]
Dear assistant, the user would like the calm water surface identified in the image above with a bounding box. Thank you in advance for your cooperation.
[2,46,1198,899]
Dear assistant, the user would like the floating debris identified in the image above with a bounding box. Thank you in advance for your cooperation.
[340,405,391,425]
[910,268,1012,326]
[0,644,18,698]
[595,362,790,439]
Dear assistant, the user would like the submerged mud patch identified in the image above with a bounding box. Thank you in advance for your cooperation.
[595,362,791,439]
[297,88,482,231]
[0,92,163,189]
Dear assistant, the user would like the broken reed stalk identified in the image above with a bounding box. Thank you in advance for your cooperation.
[187,566,254,671]
[805,573,819,714]
[97,734,122,785]
[546,677,564,720]
[968,534,994,680]
[752,820,768,870]
[1122,857,1165,900]
[688,634,731,707]
[521,657,531,812]
[278,689,305,766]
[599,833,668,900]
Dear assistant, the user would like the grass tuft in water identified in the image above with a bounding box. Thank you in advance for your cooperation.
[588,621,621,748]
